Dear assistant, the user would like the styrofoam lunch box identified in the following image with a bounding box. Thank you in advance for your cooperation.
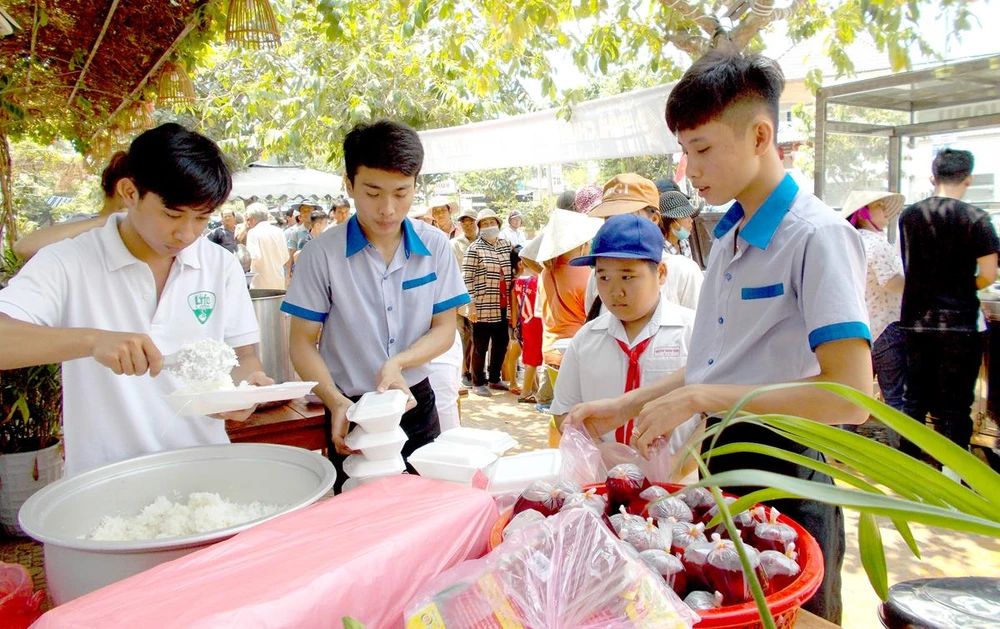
[346,390,409,433]
[342,454,406,480]
[487,449,562,495]
[344,427,408,460]
[407,442,498,485]
[436,427,518,456]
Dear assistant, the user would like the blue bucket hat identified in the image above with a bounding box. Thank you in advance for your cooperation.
[569,214,664,267]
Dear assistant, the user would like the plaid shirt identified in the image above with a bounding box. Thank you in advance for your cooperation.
[462,237,513,323]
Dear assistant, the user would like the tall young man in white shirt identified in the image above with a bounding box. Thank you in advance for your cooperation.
[0,123,271,476]
[566,51,873,624]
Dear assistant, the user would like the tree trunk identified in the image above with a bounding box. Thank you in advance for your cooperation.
[0,132,15,250]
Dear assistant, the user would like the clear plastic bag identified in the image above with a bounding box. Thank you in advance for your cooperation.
[558,423,678,484]
[404,509,699,629]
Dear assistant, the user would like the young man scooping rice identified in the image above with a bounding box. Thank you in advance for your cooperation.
[0,123,272,476]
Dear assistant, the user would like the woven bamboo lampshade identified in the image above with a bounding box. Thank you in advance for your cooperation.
[119,101,155,137]
[85,133,114,171]
[225,0,281,50]
[157,61,196,105]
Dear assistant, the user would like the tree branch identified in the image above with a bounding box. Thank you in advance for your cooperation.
[667,31,711,58]
[660,0,721,37]
[729,0,809,50]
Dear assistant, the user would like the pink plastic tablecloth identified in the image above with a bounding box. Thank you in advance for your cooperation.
[32,475,498,629]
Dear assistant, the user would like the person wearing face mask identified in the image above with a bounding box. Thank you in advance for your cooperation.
[841,191,907,419]
[462,209,513,396]
[658,191,697,260]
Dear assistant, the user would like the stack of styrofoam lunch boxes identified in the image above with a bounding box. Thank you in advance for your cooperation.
[341,390,410,491]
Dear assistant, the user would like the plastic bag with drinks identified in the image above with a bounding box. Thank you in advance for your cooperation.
[404,508,699,628]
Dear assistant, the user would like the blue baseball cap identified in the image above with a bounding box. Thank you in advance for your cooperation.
[569,214,664,267]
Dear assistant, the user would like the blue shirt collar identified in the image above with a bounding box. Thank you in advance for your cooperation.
[345,215,432,258]
[712,174,800,250]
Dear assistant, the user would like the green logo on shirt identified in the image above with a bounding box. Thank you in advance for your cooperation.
[188,291,217,324]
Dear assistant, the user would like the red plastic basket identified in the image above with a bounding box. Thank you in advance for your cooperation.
[489,483,824,629]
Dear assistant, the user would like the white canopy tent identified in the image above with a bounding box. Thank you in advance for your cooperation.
[418,83,680,175]
[230,163,344,201]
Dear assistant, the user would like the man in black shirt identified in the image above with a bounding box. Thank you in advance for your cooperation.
[207,208,238,254]
[899,149,999,472]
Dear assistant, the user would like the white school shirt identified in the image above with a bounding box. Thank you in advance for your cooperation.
[0,215,260,476]
[550,298,700,454]
[685,174,871,388]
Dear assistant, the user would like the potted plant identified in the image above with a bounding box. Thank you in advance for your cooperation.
[689,382,1000,628]
[0,247,64,536]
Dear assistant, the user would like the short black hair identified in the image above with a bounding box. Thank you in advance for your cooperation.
[510,244,522,271]
[665,50,784,134]
[127,123,232,210]
[343,119,424,184]
[932,149,974,184]
[331,196,350,209]
[556,190,577,211]
[101,151,129,197]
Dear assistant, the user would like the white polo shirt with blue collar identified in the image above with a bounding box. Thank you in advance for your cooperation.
[0,214,260,476]
[281,216,471,397]
[685,174,871,389]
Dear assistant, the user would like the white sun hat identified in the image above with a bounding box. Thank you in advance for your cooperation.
[840,190,905,222]
[521,209,604,264]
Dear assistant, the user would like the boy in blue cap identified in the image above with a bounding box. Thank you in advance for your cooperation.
[551,214,700,470]
[565,51,872,623]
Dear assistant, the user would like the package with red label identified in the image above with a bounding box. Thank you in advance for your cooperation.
[405,508,698,629]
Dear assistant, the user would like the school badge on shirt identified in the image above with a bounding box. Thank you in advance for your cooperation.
[188,291,216,324]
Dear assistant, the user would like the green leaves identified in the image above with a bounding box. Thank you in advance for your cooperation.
[690,381,1000,619]
[341,618,367,629]
[858,512,889,600]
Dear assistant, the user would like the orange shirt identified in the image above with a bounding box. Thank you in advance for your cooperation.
[540,255,590,367]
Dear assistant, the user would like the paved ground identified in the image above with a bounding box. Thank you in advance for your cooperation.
[461,389,1000,629]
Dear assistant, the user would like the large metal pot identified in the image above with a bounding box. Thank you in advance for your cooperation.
[18,444,336,604]
[250,288,296,384]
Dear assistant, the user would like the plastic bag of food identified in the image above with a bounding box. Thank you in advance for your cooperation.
[558,423,680,485]
[404,509,698,629]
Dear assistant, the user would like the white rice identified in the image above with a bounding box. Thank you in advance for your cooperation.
[169,340,240,394]
[87,492,281,541]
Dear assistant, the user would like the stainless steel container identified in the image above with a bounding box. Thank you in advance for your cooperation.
[250,288,296,384]
[18,443,336,604]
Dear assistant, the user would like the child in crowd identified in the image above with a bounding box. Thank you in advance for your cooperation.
[510,246,542,404]
[550,214,699,473]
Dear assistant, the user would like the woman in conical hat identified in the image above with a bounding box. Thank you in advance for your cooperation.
[841,190,907,420]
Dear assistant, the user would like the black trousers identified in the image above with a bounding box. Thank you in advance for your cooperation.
[901,329,984,457]
[471,317,509,386]
[325,378,440,494]
[457,313,474,379]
